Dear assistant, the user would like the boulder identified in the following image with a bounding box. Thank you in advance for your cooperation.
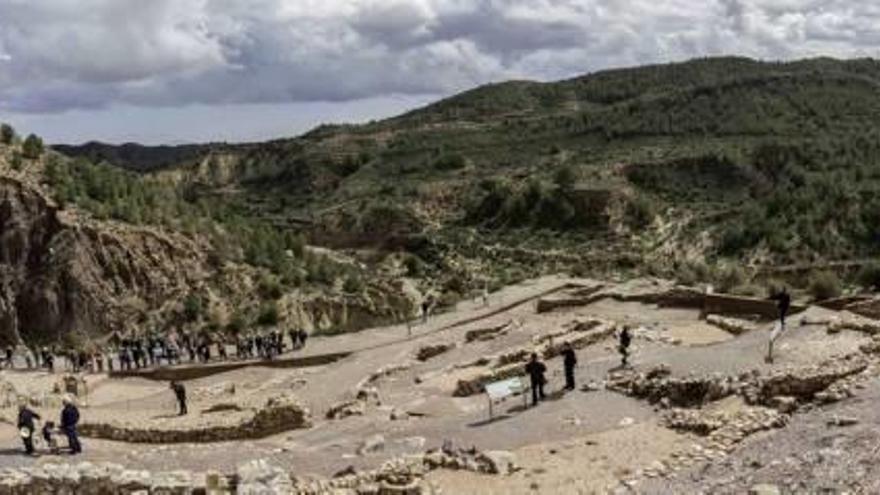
[358,434,386,456]
[476,451,518,475]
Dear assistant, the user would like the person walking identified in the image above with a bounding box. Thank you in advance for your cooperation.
[170,381,187,416]
[770,287,792,329]
[60,396,81,455]
[561,342,577,391]
[524,353,547,406]
[618,326,632,368]
[17,403,40,456]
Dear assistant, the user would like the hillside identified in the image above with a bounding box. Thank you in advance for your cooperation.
[0,134,428,349]
[45,56,880,326]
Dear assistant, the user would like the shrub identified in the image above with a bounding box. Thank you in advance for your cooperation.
[0,123,14,144]
[227,313,247,333]
[403,254,424,277]
[256,303,280,326]
[856,263,880,290]
[625,194,656,229]
[714,263,748,293]
[9,152,22,171]
[183,294,202,322]
[553,164,577,191]
[808,271,842,301]
[258,277,284,300]
[433,153,468,171]
[343,274,364,294]
[21,134,44,159]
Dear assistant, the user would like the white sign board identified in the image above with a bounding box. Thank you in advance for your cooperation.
[486,377,526,401]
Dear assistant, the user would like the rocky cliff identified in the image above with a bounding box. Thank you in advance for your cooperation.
[0,146,419,347]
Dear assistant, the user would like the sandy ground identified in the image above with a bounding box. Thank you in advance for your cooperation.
[0,276,872,494]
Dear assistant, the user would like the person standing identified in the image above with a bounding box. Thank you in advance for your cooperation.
[170,381,187,416]
[421,299,431,324]
[618,326,632,368]
[524,353,547,406]
[60,396,81,455]
[5,346,13,368]
[561,342,577,391]
[17,403,40,456]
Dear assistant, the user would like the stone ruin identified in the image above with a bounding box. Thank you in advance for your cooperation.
[414,343,455,362]
[606,355,869,410]
[0,445,518,494]
[78,394,311,443]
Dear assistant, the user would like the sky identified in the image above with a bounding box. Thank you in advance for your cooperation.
[0,0,878,145]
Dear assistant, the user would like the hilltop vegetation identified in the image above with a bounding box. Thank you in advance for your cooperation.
[51,56,880,299]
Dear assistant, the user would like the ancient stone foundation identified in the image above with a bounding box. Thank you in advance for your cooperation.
[0,446,517,495]
[79,394,311,443]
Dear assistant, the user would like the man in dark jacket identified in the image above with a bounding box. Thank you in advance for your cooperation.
[17,403,40,455]
[770,287,792,329]
[619,326,632,367]
[170,381,187,416]
[561,342,577,391]
[60,397,81,455]
[524,353,547,406]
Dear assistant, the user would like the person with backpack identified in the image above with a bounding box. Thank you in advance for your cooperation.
[17,403,40,456]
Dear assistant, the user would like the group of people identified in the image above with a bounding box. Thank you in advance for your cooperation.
[522,285,793,407]
[17,396,81,457]
[2,327,312,375]
[523,327,633,406]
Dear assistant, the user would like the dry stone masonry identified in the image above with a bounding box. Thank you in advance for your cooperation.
[79,394,311,443]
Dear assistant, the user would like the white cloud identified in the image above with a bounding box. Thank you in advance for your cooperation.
[1,0,879,114]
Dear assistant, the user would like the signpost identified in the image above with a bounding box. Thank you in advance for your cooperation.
[485,376,528,419]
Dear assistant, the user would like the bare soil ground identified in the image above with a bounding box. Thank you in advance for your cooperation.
[0,275,874,493]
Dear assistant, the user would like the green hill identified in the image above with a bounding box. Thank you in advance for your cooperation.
[47,56,880,298]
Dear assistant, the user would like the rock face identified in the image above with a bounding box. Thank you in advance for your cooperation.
[79,394,311,443]
[0,176,212,345]
[0,151,420,344]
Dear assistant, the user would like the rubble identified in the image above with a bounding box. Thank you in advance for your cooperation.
[705,314,756,335]
[415,343,455,362]
[464,320,516,343]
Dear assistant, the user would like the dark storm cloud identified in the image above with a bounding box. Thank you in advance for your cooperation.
[1,0,879,114]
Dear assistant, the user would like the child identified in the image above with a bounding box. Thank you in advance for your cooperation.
[42,421,59,454]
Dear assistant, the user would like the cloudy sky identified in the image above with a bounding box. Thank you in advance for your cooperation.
[0,0,878,144]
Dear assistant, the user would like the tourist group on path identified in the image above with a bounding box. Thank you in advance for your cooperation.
[17,396,81,457]
[1,327,311,375]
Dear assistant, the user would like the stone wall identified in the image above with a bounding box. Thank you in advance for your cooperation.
[79,394,311,443]
[0,447,517,494]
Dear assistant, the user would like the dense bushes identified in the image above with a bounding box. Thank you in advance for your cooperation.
[808,271,842,301]
[465,177,590,230]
